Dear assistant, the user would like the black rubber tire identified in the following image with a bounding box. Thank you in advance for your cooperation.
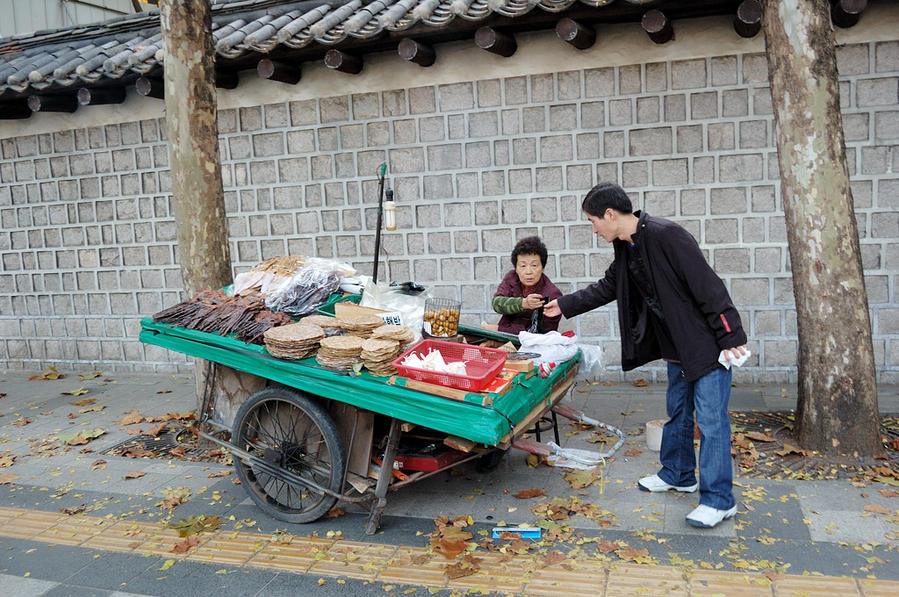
[231,387,346,523]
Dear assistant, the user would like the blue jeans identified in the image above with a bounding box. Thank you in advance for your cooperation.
[657,362,735,510]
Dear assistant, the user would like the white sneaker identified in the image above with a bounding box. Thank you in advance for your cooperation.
[637,474,698,493]
[686,504,738,528]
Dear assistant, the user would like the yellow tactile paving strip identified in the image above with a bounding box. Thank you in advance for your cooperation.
[0,506,895,596]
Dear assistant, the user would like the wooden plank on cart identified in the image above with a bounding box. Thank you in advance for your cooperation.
[329,403,374,477]
[496,363,579,449]
[386,375,493,406]
[443,435,477,453]
[504,359,534,373]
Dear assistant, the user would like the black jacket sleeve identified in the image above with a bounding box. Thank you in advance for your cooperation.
[557,258,618,319]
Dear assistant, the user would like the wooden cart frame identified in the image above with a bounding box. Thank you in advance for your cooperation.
[140,319,580,534]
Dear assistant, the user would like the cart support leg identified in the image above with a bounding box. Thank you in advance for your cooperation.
[365,418,401,535]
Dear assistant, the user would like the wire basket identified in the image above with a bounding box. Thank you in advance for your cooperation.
[422,297,461,337]
[393,339,507,392]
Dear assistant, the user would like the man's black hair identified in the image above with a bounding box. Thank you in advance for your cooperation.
[511,236,548,267]
[582,182,633,218]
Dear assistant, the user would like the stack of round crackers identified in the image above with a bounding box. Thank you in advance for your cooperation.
[316,335,363,370]
[371,325,416,349]
[340,314,384,338]
[360,338,401,377]
[301,314,345,335]
[263,323,324,360]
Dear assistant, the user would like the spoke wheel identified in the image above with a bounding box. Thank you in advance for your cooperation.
[232,387,346,523]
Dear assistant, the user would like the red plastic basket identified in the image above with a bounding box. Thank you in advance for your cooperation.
[393,339,508,392]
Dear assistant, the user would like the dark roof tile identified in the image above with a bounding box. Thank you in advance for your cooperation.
[0,0,743,101]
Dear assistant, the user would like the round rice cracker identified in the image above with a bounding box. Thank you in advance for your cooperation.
[263,322,324,343]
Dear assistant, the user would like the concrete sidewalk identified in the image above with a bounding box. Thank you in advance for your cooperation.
[1,366,897,596]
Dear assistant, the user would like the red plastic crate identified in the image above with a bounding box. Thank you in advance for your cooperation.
[395,449,468,472]
[393,339,508,392]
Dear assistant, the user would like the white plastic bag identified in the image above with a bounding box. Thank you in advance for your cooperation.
[577,343,603,381]
[360,277,431,336]
[518,331,579,364]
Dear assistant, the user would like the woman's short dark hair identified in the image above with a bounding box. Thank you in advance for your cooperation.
[582,182,633,218]
[511,236,548,267]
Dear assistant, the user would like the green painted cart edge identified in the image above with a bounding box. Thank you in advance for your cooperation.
[139,318,578,446]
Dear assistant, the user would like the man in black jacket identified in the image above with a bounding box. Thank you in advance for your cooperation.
[545,182,748,528]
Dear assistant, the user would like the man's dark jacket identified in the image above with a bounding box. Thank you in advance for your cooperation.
[557,212,746,382]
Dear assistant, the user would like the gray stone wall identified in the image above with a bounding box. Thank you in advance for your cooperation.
[1,41,898,383]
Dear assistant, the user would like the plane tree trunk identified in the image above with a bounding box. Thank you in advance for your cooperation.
[160,0,233,424]
[762,0,880,457]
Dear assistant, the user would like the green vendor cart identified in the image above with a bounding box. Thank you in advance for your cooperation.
[139,317,580,534]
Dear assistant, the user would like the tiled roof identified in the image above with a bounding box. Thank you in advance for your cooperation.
[0,0,742,101]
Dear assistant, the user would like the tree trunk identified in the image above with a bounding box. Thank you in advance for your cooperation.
[762,0,880,457]
[160,0,233,423]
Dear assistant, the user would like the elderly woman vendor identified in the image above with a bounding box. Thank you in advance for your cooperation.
[492,236,563,334]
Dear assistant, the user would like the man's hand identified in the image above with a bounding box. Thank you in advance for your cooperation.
[543,299,561,318]
[721,345,747,361]
[521,294,545,310]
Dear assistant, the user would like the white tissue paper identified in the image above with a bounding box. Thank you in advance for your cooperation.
[718,348,751,369]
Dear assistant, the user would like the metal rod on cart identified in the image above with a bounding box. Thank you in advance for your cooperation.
[365,417,401,535]
[372,163,387,284]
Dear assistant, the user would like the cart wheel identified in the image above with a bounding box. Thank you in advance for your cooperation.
[232,387,346,523]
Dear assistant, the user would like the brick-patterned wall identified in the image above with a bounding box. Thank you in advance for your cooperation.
[1,42,897,382]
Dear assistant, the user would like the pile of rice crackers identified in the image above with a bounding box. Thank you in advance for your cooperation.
[263,316,417,377]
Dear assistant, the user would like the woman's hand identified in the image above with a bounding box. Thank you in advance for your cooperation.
[543,299,561,318]
[521,294,545,310]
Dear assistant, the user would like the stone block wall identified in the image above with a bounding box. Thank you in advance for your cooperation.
[1,41,897,382]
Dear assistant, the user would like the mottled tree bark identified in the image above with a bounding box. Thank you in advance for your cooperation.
[160,0,233,421]
[763,0,880,456]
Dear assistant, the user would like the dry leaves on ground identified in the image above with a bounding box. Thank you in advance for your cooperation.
[863,504,891,515]
[143,422,168,437]
[119,446,154,458]
[29,367,64,380]
[564,468,599,489]
[540,551,567,567]
[430,515,474,560]
[78,372,102,380]
[116,410,145,426]
[61,388,89,396]
[615,546,657,565]
[168,515,223,537]
[514,488,545,499]
[58,428,105,446]
[172,536,199,554]
[124,471,146,480]
[158,486,191,511]
[444,555,482,579]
